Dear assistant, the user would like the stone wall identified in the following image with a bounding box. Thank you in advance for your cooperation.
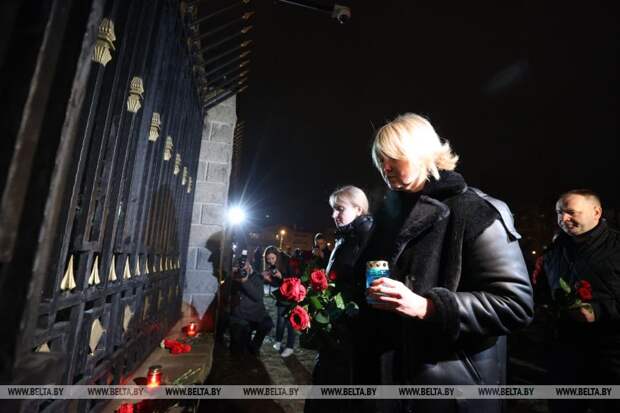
[184,96,236,317]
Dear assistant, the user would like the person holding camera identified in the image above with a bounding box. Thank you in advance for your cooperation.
[311,233,331,269]
[262,245,297,358]
[228,251,273,356]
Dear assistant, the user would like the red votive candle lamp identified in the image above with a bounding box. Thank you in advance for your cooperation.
[117,403,134,413]
[187,322,198,337]
[146,365,163,387]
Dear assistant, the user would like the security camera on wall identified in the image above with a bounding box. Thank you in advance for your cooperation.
[332,4,351,24]
[276,1,352,24]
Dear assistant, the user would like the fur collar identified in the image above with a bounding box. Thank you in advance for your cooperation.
[387,171,467,264]
[334,214,373,240]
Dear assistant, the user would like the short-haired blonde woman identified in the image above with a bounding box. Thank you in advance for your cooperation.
[362,113,534,413]
[305,185,374,413]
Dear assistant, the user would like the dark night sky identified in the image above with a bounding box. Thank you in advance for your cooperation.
[234,0,618,231]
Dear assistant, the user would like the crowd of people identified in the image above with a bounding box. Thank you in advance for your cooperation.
[224,113,619,413]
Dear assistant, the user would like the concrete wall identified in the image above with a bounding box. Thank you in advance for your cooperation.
[183,96,236,317]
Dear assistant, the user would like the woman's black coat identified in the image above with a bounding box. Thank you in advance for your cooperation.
[357,171,534,412]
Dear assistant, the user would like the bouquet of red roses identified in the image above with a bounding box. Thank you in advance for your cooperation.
[272,267,359,349]
[554,277,594,316]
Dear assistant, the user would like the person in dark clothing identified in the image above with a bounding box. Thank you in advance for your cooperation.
[262,245,297,358]
[537,189,620,413]
[305,186,374,413]
[311,233,331,269]
[361,113,534,413]
[229,258,273,356]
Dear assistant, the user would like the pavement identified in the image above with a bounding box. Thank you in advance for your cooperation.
[198,291,318,413]
[197,293,550,413]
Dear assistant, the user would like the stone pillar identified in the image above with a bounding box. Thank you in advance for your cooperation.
[184,96,236,317]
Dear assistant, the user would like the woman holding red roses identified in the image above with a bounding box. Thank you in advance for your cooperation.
[305,186,374,413]
[262,245,298,358]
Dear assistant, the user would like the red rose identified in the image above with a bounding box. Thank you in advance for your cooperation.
[310,269,328,291]
[328,271,337,281]
[576,280,593,301]
[279,278,307,302]
[289,306,311,331]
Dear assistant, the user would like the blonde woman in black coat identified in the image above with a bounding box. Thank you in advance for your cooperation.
[364,113,534,413]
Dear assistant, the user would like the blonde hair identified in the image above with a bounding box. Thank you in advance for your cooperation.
[329,185,369,214]
[372,113,459,182]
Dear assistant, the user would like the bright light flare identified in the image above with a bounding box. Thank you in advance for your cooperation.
[227,206,246,225]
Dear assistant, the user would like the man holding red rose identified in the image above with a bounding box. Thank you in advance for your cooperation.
[538,189,620,413]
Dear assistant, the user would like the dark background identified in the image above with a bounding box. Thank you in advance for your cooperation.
[234,0,618,231]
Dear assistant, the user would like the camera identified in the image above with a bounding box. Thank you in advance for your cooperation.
[332,4,351,24]
[237,249,248,277]
[268,264,278,276]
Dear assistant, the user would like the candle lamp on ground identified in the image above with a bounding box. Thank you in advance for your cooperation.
[117,403,134,413]
[187,321,198,337]
[146,365,163,387]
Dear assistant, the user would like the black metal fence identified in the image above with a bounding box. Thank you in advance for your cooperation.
[20,1,203,411]
[1,0,253,409]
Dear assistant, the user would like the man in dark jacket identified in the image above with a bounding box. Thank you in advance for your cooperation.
[540,189,620,413]
[312,233,331,269]
[229,259,273,356]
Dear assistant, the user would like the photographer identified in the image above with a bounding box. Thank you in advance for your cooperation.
[262,246,297,358]
[228,250,273,356]
[311,233,331,269]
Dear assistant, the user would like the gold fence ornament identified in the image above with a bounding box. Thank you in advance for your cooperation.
[149,112,161,141]
[181,166,188,185]
[164,136,173,161]
[174,153,181,175]
[126,77,144,113]
[92,18,116,66]
[88,255,101,286]
[122,305,134,332]
[108,255,117,281]
[89,319,105,354]
[60,255,77,291]
[123,256,131,279]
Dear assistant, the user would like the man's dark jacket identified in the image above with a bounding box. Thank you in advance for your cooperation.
[542,220,620,360]
[230,271,266,323]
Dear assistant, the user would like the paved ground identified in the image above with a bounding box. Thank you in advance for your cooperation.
[199,293,550,413]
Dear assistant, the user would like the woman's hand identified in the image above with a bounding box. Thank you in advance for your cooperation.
[367,277,430,319]
[261,270,272,283]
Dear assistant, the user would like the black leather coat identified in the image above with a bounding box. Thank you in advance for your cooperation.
[360,171,534,412]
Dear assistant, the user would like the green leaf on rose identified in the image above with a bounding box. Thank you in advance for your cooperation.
[559,278,571,294]
[314,311,330,324]
[333,292,345,310]
[309,295,323,311]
